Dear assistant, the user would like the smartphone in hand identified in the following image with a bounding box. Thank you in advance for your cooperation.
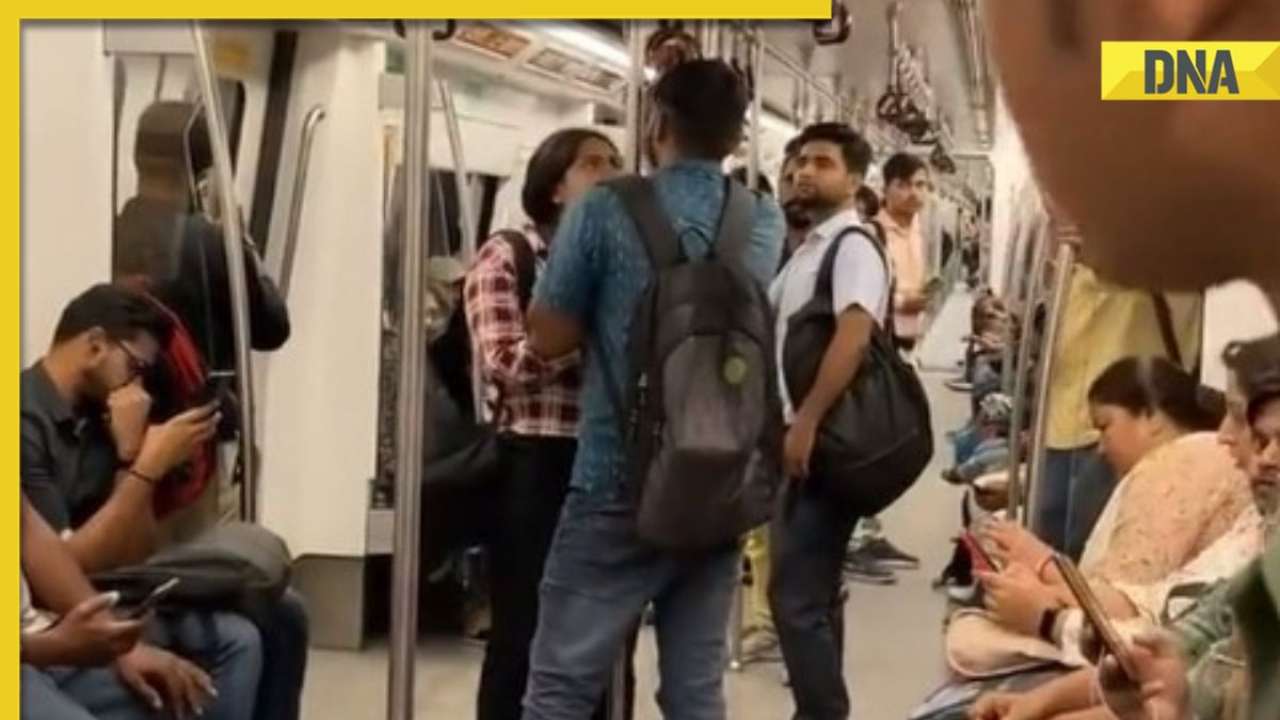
[1052,554,1139,681]
[120,578,180,619]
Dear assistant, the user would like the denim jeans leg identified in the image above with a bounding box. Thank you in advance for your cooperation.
[23,664,151,720]
[156,610,263,720]
[651,545,739,720]
[1064,446,1116,560]
[521,491,661,720]
[253,590,310,720]
[1032,449,1074,552]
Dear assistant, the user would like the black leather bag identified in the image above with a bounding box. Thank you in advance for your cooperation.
[781,227,934,516]
[419,231,537,567]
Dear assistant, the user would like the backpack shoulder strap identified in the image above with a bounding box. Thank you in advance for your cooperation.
[493,229,537,312]
[817,225,897,337]
[604,175,682,270]
[714,177,755,263]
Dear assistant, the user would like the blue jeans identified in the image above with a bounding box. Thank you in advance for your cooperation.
[1033,447,1117,560]
[23,610,261,720]
[521,487,739,720]
[253,589,309,720]
[22,665,151,720]
[148,610,263,720]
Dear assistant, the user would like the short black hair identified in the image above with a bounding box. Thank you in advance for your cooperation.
[1223,334,1280,420]
[784,134,803,159]
[883,152,929,187]
[650,59,748,160]
[521,128,618,228]
[796,122,872,177]
[52,283,173,347]
[730,167,773,196]
[855,185,881,217]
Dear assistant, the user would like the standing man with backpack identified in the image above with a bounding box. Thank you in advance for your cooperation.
[522,60,785,720]
[768,123,926,720]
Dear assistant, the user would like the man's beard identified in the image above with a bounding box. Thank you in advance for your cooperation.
[783,200,811,232]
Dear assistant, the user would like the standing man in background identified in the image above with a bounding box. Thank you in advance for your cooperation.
[876,153,932,354]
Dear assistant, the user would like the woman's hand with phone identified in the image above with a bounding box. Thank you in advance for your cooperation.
[37,592,145,666]
[976,564,1061,637]
[982,520,1054,576]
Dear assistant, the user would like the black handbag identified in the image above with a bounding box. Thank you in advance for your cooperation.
[781,226,934,516]
[419,231,538,568]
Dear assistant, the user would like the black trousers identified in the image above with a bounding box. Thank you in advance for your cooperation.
[476,434,637,720]
[769,478,858,720]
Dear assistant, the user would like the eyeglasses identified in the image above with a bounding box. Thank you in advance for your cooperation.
[113,339,151,378]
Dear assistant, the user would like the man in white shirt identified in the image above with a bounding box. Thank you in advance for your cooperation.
[767,122,890,720]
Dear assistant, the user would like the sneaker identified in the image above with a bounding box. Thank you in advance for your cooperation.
[741,628,783,664]
[859,536,921,569]
[843,549,897,585]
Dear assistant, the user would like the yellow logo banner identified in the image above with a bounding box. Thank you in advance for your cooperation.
[1101,42,1280,100]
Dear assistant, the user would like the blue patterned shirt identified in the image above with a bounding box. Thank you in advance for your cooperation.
[534,160,785,493]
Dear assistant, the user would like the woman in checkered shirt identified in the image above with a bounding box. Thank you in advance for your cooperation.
[463,128,623,720]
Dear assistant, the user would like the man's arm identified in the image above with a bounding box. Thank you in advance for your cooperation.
[794,307,875,428]
[51,405,216,573]
[22,494,96,613]
[527,305,585,360]
[784,232,889,478]
[527,190,603,360]
[63,472,159,574]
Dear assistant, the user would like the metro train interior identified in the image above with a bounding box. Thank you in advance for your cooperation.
[18,9,1280,720]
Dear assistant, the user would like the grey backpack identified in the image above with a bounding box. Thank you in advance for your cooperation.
[597,175,783,551]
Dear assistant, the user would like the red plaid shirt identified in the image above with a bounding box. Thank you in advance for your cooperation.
[463,227,581,437]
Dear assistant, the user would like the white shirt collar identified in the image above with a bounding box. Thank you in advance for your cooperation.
[803,207,863,248]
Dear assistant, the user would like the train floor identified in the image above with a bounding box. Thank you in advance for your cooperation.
[302,368,971,720]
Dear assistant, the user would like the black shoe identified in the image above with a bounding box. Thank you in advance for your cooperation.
[843,549,897,585]
[859,537,921,569]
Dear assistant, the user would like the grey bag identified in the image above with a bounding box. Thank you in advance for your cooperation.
[596,175,783,551]
[92,522,292,627]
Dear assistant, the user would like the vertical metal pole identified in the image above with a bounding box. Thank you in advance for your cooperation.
[747,27,763,192]
[1024,243,1076,533]
[624,22,646,174]
[437,79,478,263]
[387,22,432,720]
[191,22,258,522]
[1004,224,1049,523]
[280,104,327,299]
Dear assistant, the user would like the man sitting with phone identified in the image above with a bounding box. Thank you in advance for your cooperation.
[21,491,258,720]
[20,284,306,720]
